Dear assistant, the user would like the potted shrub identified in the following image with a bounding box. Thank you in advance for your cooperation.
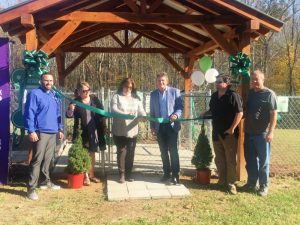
[66,129,91,189]
[191,122,213,184]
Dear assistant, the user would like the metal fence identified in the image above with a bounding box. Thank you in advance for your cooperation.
[63,90,300,177]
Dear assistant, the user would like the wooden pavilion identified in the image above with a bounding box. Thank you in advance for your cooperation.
[0,0,283,180]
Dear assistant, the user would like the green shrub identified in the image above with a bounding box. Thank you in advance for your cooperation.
[191,123,213,170]
[66,129,91,174]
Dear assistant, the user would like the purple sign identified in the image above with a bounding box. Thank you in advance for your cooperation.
[0,38,10,185]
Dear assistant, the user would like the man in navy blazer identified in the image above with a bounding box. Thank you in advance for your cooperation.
[150,72,183,185]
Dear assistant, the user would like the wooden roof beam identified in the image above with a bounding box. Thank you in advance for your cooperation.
[41,20,81,55]
[147,0,163,13]
[124,0,139,13]
[65,52,89,76]
[188,28,236,56]
[137,30,189,52]
[0,0,68,26]
[54,12,242,25]
[128,33,142,48]
[161,52,185,75]
[65,47,180,54]
[200,24,238,55]
[110,33,125,47]
[210,0,283,32]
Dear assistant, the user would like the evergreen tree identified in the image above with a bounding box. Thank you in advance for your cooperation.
[191,123,213,170]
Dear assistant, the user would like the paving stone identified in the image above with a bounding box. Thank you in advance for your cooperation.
[128,190,151,200]
[167,185,191,198]
[148,189,171,199]
[146,182,167,190]
[107,190,129,201]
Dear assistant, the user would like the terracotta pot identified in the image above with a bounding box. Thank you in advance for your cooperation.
[68,173,84,189]
[195,169,211,184]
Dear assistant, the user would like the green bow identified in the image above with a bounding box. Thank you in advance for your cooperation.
[228,52,251,78]
[23,50,49,76]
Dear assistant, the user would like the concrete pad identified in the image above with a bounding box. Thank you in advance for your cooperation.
[167,185,191,198]
[126,181,146,190]
[128,189,151,200]
[149,189,171,199]
[107,190,129,201]
[146,182,167,189]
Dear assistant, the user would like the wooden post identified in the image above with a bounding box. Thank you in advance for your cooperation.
[22,14,38,164]
[236,33,251,181]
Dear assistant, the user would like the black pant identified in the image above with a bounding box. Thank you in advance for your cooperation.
[157,124,180,178]
[113,136,137,175]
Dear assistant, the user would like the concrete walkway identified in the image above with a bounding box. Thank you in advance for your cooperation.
[106,173,191,201]
[52,143,191,201]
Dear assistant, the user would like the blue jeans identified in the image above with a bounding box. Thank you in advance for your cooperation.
[157,124,180,177]
[244,133,271,187]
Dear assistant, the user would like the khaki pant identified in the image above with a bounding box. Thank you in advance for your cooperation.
[213,134,237,185]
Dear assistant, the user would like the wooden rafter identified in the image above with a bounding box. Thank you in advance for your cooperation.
[147,0,163,13]
[65,52,89,76]
[200,24,238,55]
[0,0,68,25]
[124,0,139,13]
[41,20,81,54]
[66,47,180,54]
[161,52,185,75]
[52,12,242,25]
[188,28,236,56]
[210,0,282,32]
[110,33,125,47]
[136,30,188,52]
[128,33,142,47]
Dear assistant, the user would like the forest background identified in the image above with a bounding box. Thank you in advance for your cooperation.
[1,0,300,95]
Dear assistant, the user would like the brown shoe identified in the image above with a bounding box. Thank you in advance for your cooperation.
[84,176,91,186]
[89,177,100,183]
[119,173,125,184]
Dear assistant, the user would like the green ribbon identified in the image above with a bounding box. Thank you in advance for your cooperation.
[228,52,251,79]
[53,87,211,123]
[23,50,49,76]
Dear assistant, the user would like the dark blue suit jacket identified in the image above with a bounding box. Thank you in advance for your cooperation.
[150,86,183,133]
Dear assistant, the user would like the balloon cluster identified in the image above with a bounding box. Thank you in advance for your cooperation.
[191,56,219,86]
[23,50,49,77]
[228,52,251,79]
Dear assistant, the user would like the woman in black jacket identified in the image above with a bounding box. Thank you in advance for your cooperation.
[67,81,106,185]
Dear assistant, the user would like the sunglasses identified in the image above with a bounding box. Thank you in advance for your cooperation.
[215,81,224,84]
[81,89,90,93]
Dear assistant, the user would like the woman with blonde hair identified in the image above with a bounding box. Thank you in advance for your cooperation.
[111,78,146,183]
[67,81,106,185]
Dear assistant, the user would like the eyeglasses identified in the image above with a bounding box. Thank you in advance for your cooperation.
[81,89,90,93]
[124,86,133,89]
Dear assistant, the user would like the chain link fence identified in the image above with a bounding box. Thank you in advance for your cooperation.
[62,91,300,177]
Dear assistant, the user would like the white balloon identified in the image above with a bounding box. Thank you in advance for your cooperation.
[205,68,219,83]
[191,71,205,86]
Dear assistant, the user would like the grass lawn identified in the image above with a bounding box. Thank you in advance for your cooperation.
[0,176,299,225]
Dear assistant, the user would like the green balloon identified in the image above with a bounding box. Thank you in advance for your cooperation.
[199,56,213,72]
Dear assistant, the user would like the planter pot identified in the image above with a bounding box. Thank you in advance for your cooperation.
[195,169,211,184]
[68,173,84,189]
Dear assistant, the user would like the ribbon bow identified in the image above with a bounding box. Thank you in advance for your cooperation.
[228,52,251,78]
[22,50,49,76]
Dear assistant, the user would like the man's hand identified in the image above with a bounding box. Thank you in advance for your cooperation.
[169,114,178,122]
[266,131,274,142]
[224,128,234,135]
[29,132,39,142]
[58,131,64,140]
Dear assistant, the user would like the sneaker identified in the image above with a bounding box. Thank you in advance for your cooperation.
[84,176,91,186]
[168,176,180,185]
[160,174,171,183]
[228,184,237,195]
[39,181,61,190]
[258,185,268,197]
[240,183,258,193]
[89,177,100,183]
[27,189,38,201]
